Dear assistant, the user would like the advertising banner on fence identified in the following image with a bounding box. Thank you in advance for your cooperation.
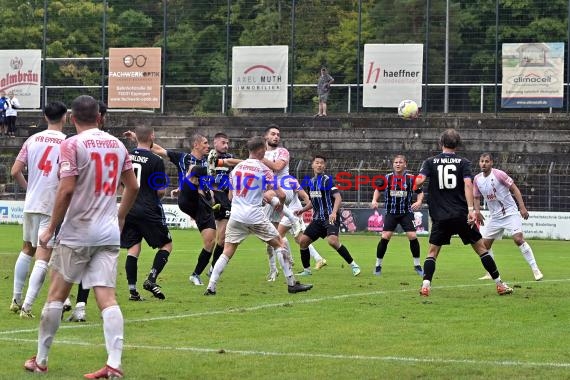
[108,47,162,109]
[231,46,288,109]
[0,49,41,108]
[501,42,564,108]
[363,44,423,108]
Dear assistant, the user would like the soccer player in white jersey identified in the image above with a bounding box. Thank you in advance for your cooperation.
[24,95,139,378]
[473,153,543,281]
[10,102,69,318]
[204,136,312,296]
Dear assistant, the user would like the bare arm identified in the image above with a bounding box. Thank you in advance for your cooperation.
[509,183,529,219]
[221,158,242,167]
[261,158,287,172]
[10,160,27,190]
[118,169,140,231]
[464,178,477,224]
[328,192,342,224]
[371,189,380,209]
[411,191,424,211]
[150,142,168,158]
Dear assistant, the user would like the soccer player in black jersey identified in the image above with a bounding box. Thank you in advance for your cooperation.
[415,129,513,297]
[295,155,361,276]
[120,126,173,300]
[370,154,424,276]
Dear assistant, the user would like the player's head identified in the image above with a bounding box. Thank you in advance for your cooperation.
[246,136,266,159]
[214,132,229,154]
[190,133,209,156]
[135,125,154,144]
[392,154,407,173]
[479,152,494,174]
[439,128,461,150]
[321,67,327,74]
[70,95,99,127]
[43,101,68,127]
[312,154,327,174]
[264,124,280,148]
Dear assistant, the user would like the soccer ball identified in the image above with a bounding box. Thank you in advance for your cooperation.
[398,99,419,119]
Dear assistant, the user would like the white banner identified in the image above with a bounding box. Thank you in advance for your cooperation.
[232,46,288,109]
[363,44,423,108]
[480,211,570,240]
[0,49,41,108]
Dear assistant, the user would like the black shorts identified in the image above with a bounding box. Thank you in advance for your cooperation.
[120,218,172,249]
[429,217,482,246]
[178,192,216,232]
[213,190,231,221]
[303,219,340,241]
[383,212,416,232]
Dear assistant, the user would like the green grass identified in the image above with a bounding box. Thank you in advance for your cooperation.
[0,224,569,379]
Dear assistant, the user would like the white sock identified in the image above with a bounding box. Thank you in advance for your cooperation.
[376,258,383,267]
[519,242,538,270]
[275,247,293,279]
[281,205,297,225]
[422,280,431,288]
[23,260,49,311]
[308,245,322,261]
[37,301,64,366]
[413,257,421,266]
[102,305,124,369]
[208,254,229,290]
[13,252,33,302]
[349,260,359,268]
[270,196,280,207]
[267,245,277,272]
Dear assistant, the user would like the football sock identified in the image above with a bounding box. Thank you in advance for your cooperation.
[37,301,64,366]
[125,254,138,288]
[410,238,421,266]
[267,245,277,272]
[22,259,49,311]
[377,238,389,259]
[275,248,294,283]
[480,252,501,282]
[208,254,229,289]
[149,249,170,282]
[212,244,223,266]
[336,245,354,264]
[102,305,124,370]
[282,236,291,255]
[193,248,212,275]
[308,244,323,262]
[77,282,90,304]
[423,257,436,281]
[270,196,280,207]
[518,242,538,270]
[300,248,311,269]
[13,251,32,302]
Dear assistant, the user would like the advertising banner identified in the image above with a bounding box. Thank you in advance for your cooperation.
[231,46,288,109]
[108,47,162,108]
[0,49,41,108]
[363,44,423,108]
[501,42,564,108]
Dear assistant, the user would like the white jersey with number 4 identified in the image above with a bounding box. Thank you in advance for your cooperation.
[16,129,66,215]
[58,129,132,246]
[473,168,518,218]
[230,158,274,224]
[264,147,289,177]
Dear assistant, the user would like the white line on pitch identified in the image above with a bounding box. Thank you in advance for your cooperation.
[2,336,569,369]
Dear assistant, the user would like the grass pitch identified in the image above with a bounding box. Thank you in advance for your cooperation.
[0,224,568,379]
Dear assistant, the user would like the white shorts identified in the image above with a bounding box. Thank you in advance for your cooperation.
[23,213,55,248]
[481,214,523,240]
[50,244,120,289]
[225,218,279,244]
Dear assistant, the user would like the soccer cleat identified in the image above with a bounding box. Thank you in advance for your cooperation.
[143,280,166,299]
[297,269,312,276]
[290,218,303,238]
[204,288,216,296]
[63,298,72,312]
[67,303,87,322]
[84,364,123,379]
[533,269,544,281]
[10,299,21,313]
[189,274,204,286]
[414,265,424,277]
[314,258,327,270]
[478,272,492,280]
[374,265,382,276]
[24,356,48,373]
[266,269,279,282]
[287,281,313,294]
[129,290,144,301]
[496,282,514,296]
[20,308,35,319]
[420,286,431,297]
[207,149,218,176]
[351,264,361,276]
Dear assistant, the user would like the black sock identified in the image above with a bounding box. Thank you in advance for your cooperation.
[300,248,311,269]
[125,255,138,286]
[193,248,212,275]
[336,244,353,264]
[409,238,420,258]
[211,244,223,266]
[148,249,170,282]
[377,238,389,259]
[77,282,90,304]
[480,252,499,279]
[423,257,436,281]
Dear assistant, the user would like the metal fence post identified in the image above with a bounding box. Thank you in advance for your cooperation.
[548,162,554,210]
[357,160,363,206]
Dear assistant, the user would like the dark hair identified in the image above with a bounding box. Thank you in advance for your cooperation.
[313,154,327,162]
[439,128,461,149]
[43,101,67,123]
[264,124,280,135]
[480,152,494,161]
[214,132,228,140]
[246,136,266,152]
[98,101,108,117]
[71,95,99,124]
